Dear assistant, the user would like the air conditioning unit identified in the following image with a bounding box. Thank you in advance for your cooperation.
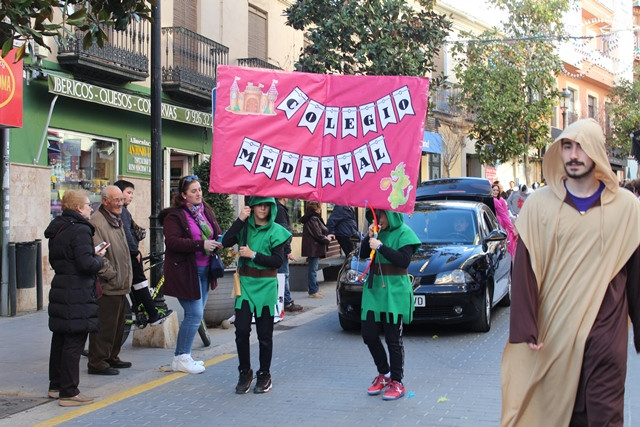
[33,42,49,59]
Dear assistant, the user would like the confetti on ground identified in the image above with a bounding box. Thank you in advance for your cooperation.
[437,396,449,403]
[407,391,416,398]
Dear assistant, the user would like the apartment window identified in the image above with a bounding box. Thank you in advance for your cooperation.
[248,5,267,60]
[173,0,197,31]
[568,89,576,113]
[587,95,597,119]
[604,102,613,138]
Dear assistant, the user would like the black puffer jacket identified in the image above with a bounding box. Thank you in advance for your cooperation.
[44,210,104,334]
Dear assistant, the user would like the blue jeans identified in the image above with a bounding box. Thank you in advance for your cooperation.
[278,258,292,304]
[307,256,319,295]
[175,265,209,356]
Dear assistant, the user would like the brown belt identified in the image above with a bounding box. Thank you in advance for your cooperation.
[239,266,277,278]
[372,264,408,276]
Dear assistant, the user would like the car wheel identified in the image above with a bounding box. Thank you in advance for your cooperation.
[469,286,491,332]
[338,314,360,332]
[498,270,512,307]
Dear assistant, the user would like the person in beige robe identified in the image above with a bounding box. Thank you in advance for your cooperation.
[501,118,640,426]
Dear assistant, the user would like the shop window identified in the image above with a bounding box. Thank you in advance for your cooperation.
[285,199,304,235]
[429,154,441,179]
[48,129,117,219]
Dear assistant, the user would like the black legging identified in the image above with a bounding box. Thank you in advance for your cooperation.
[234,299,274,373]
[361,311,405,382]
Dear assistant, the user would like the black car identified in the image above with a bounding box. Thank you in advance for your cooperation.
[336,178,511,332]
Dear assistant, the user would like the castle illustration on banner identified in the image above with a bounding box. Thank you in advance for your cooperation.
[227,76,278,116]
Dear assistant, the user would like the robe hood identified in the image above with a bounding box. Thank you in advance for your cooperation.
[543,118,619,204]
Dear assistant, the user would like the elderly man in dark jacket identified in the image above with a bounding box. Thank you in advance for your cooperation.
[88,185,133,376]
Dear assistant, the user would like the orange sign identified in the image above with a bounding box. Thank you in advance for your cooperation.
[0,49,23,128]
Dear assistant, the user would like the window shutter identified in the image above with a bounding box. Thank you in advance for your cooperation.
[174,0,197,31]
[248,6,267,60]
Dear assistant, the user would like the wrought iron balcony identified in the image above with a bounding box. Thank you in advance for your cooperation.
[57,21,149,83]
[432,86,474,120]
[162,27,229,107]
[237,58,282,70]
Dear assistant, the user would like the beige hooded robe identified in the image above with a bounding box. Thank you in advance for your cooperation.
[500,119,640,426]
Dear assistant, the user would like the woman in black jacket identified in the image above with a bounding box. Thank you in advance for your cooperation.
[44,190,105,407]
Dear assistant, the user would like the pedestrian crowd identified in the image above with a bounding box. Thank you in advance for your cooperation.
[43,119,640,424]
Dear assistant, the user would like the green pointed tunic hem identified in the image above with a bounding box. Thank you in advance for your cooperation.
[234,197,291,316]
[361,211,421,324]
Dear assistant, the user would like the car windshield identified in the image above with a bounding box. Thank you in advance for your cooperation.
[405,208,478,244]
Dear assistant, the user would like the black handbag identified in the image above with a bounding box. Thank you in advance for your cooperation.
[209,252,225,279]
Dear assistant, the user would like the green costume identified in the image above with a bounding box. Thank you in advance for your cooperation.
[361,210,421,324]
[235,197,291,316]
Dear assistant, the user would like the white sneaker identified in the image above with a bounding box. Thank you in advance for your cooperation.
[171,354,204,370]
[183,353,204,366]
[172,354,205,374]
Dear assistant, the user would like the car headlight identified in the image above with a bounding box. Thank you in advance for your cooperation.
[342,268,367,285]
[434,269,472,285]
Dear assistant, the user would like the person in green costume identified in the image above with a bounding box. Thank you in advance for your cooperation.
[222,197,291,395]
[359,209,420,401]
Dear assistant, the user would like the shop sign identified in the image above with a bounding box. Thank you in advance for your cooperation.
[485,166,497,183]
[48,75,212,127]
[0,49,23,128]
[125,135,151,176]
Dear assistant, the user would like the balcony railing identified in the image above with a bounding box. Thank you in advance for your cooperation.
[431,87,474,120]
[162,26,229,106]
[57,21,149,83]
[237,58,282,70]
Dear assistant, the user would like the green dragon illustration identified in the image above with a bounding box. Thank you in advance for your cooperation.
[380,162,414,209]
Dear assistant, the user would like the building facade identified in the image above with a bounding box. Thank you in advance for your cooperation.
[6,0,304,313]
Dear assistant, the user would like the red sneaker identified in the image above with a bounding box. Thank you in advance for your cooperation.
[382,380,405,400]
[367,374,390,395]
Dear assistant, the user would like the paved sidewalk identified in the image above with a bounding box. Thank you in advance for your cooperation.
[0,281,336,423]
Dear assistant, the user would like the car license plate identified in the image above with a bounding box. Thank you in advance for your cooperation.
[414,295,425,307]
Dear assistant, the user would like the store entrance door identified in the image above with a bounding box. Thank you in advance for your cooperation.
[163,148,201,207]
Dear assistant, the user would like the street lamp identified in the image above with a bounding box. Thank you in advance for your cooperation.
[560,88,571,129]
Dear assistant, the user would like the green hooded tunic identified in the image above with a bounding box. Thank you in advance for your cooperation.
[235,197,291,316]
[361,210,421,324]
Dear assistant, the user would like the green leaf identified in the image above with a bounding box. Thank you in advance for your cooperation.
[67,9,87,21]
[14,43,26,62]
[1,37,13,58]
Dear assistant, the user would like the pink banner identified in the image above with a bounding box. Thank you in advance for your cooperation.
[210,65,429,213]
